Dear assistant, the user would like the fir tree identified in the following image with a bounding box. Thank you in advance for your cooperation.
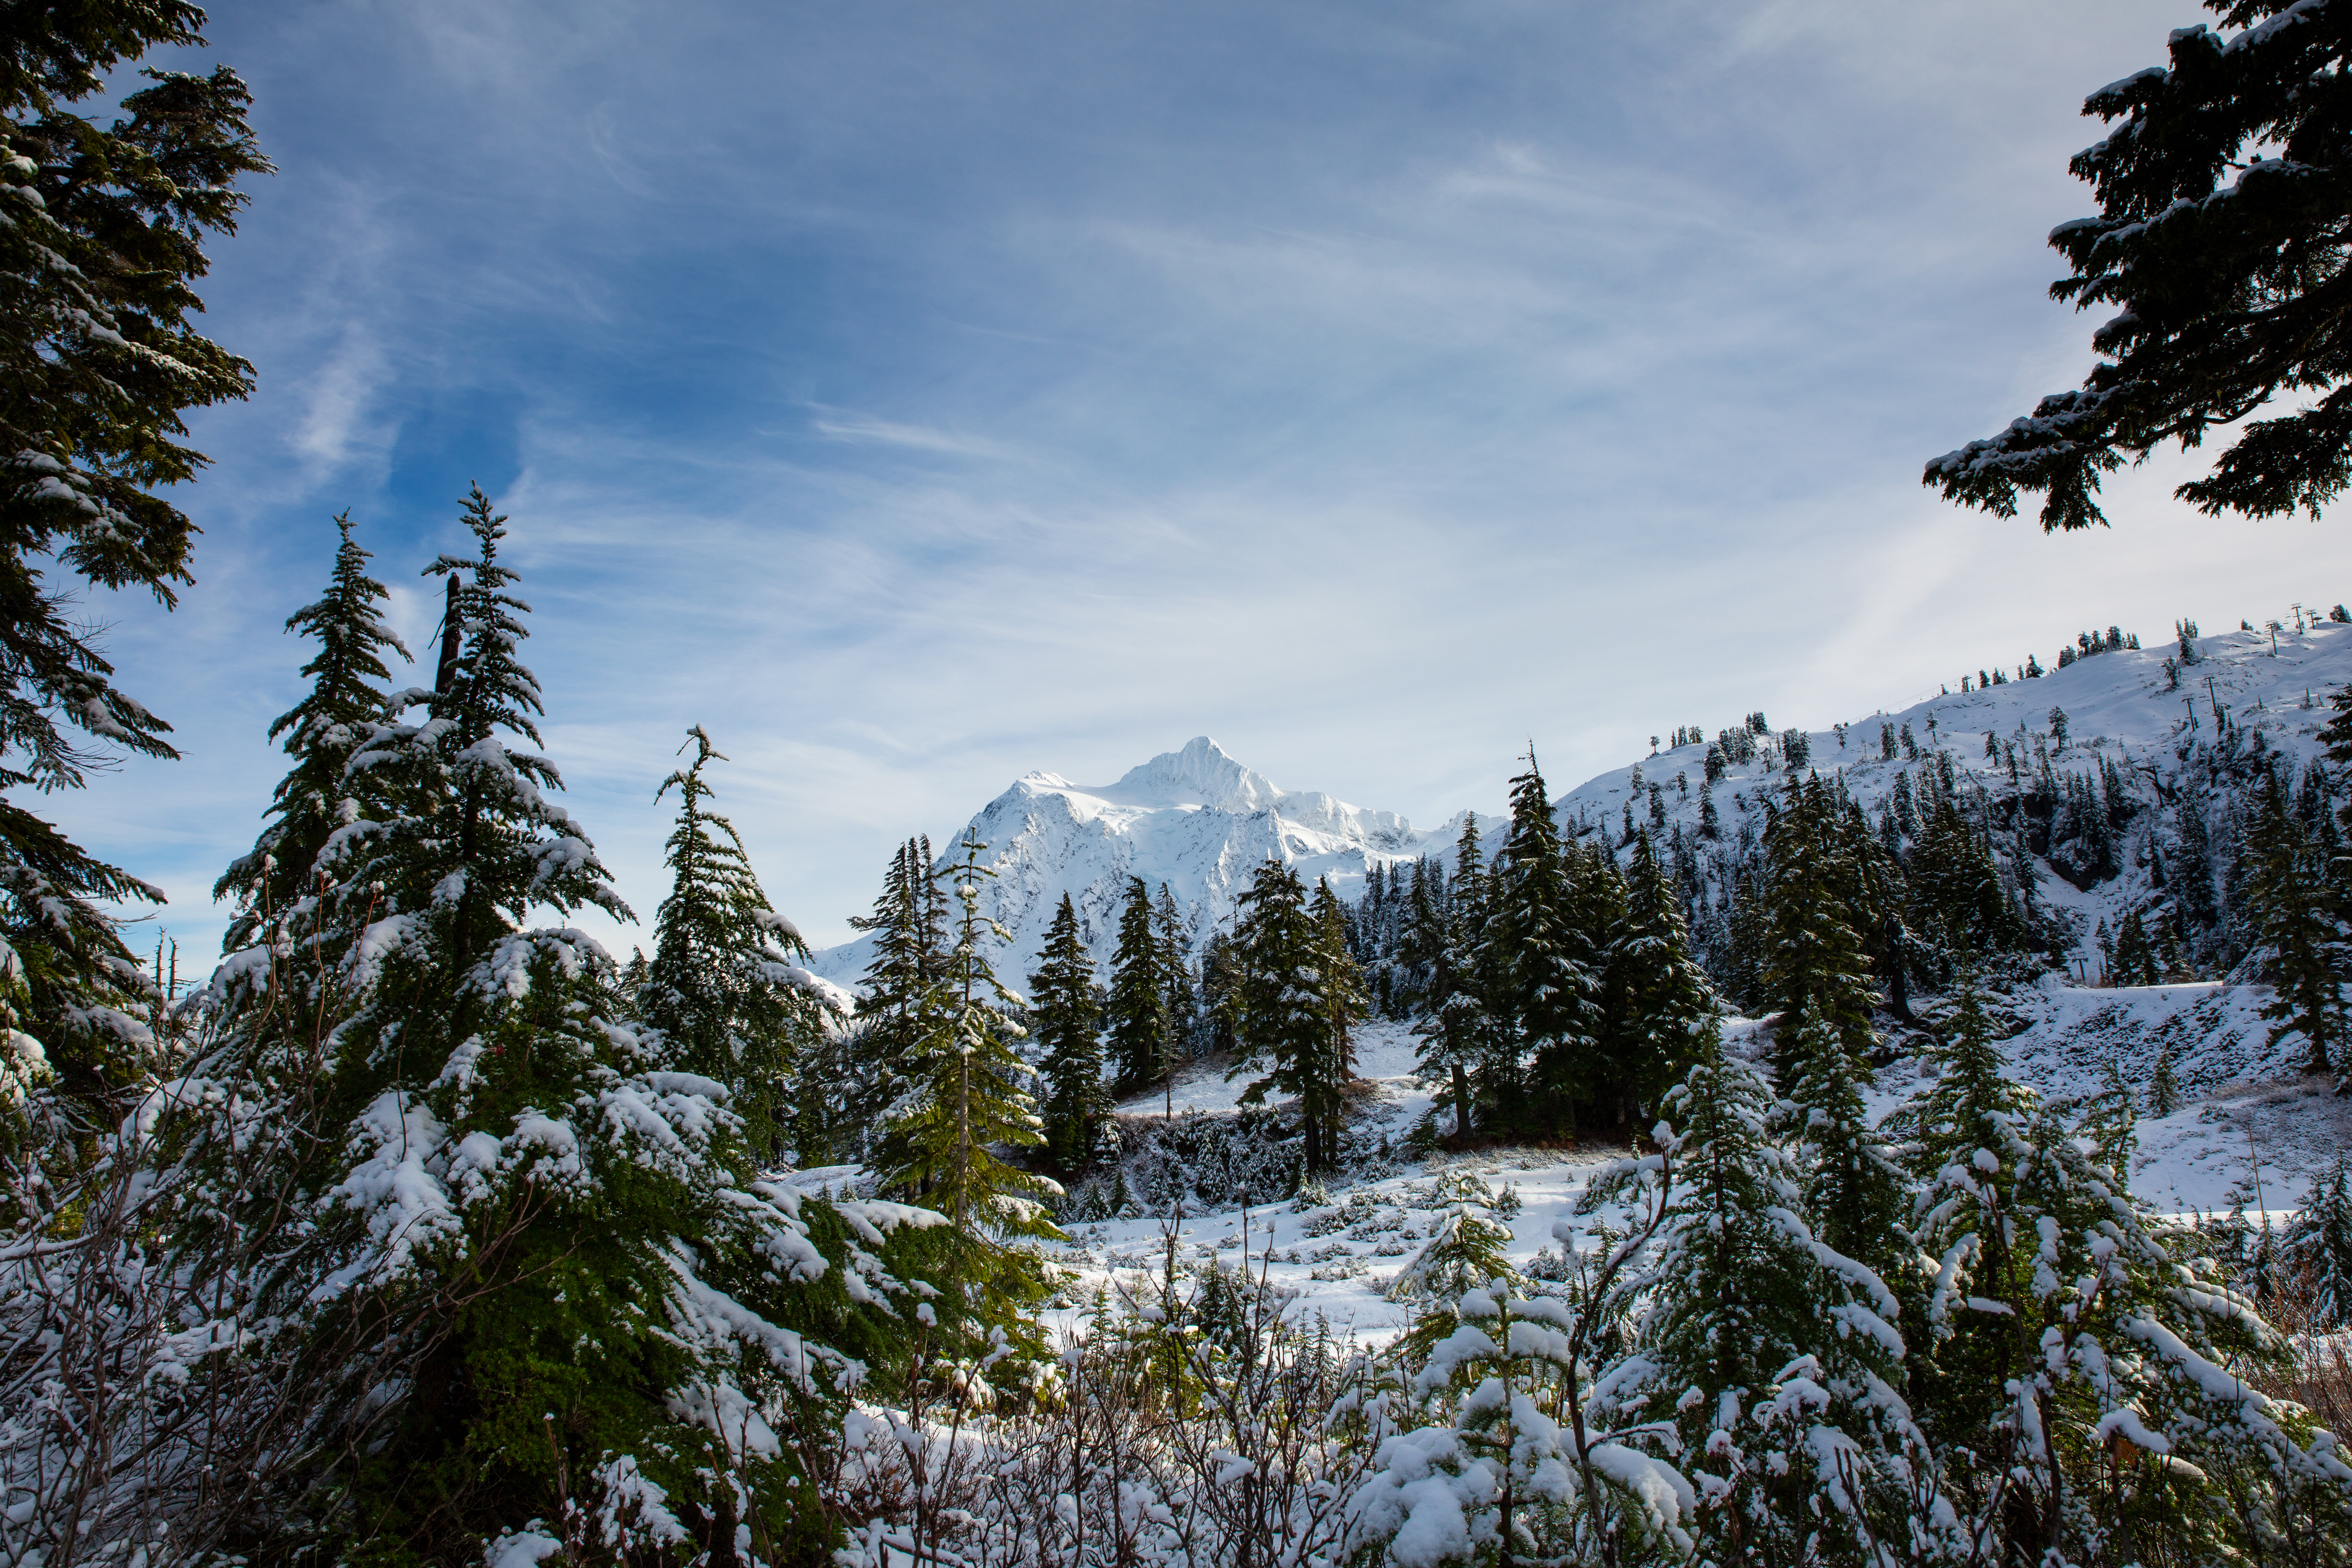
[170,495,948,1559]
[1154,881,1196,1090]
[1106,875,1167,1092]
[2239,771,2352,1074]
[1598,830,1714,1127]
[1928,4,2352,529]
[885,834,1063,1304]
[2110,906,2159,986]
[1029,891,1106,1170]
[635,726,833,1166]
[1229,858,1347,1176]
[1306,874,1367,1163]
[2150,1038,2183,1116]
[0,8,267,1104]
[1487,752,1601,1135]
[1907,793,2022,962]
[1902,970,2344,1562]
[216,511,412,956]
[1385,1169,1518,1305]
[1413,813,1494,1142]
[846,835,948,1168]
[332,486,632,970]
[2283,1155,2352,1330]
[1602,1032,1929,1563]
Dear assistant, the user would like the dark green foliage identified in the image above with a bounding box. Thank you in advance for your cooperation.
[846,834,947,1170]
[1898,969,2344,1564]
[170,499,954,1564]
[1486,753,1600,1133]
[636,726,833,1165]
[1907,793,2026,967]
[1760,777,1880,1078]
[1029,891,1106,1170]
[216,513,410,954]
[2284,1155,2352,1329]
[1107,875,1167,1091]
[1228,860,1355,1175]
[1595,831,1714,1125]
[2110,906,2160,986]
[882,834,1062,1315]
[1155,882,1196,1061]
[1411,814,1494,1141]
[1614,1033,1919,1561]
[2238,769,2352,1073]
[1927,4,2352,529]
[0,4,268,1103]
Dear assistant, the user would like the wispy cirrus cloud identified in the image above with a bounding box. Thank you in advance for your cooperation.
[808,411,1011,458]
[51,0,2352,964]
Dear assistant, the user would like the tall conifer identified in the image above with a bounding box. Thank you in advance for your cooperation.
[1413,815,1494,1141]
[1029,892,1106,1169]
[1106,875,1166,1091]
[1487,753,1600,1135]
[885,835,1061,1320]
[637,726,833,1165]
[216,511,411,956]
[1230,859,1345,1175]
[1599,831,1717,1126]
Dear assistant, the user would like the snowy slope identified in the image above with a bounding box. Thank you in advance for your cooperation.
[1566,619,2352,969]
[1565,618,2350,847]
[806,736,1459,986]
[812,622,2352,991]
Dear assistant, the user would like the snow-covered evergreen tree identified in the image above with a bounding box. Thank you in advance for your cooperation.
[845,834,947,1171]
[1028,890,1105,1170]
[1307,874,1367,1160]
[1600,1034,1935,1565]
[1155,880,1196,1062]
[0,9,267,1111]
[1904,971,2352,1562]
[1106,874,1167,1092]
[1758,778,1912,1283]
[164,493,953,1560]
[1598,830,1716,1127]
[2239,769,2352,1075]
[884,834,1062,1322]
[1386,1169,1517,1306]
[1486,753,1600,1137]
[635,725,835,1166]
[1414,814,1494,1142]
[1230,858,1348,1175]
[215,510,412,956]
[2284,1154,2352,1332]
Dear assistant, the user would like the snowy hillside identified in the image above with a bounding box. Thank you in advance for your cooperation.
[797,617,2352,1327]
[806,735,1458,985]
[1566,617,2348,849]
[812,618,2351,988]
[1565,617,2352,973]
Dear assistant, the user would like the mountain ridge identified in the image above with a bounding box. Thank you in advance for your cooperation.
[810,617,2352,989]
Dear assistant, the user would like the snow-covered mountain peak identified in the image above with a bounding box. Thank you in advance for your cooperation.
[808,738,1447,983]
[1097,735,1281,812]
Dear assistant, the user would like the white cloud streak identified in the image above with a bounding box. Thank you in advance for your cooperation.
[46,0,2352,962]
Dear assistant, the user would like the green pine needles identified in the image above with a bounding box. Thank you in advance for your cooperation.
[1029,891,1107,1172]
[1229,859,1361,1176]
[639,726,836,1166]
[1930,2,2352,530]
[881,834,1064,1320]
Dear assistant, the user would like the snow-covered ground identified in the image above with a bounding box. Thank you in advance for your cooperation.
[1045,998,2348,1342]
[793,617,2352,1335]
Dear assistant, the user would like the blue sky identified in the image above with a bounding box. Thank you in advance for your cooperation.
[52,0,2352,958]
